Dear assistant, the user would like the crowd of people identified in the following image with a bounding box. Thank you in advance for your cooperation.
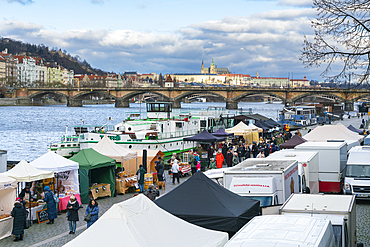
[10,184,100,241]
[205,130,299,169]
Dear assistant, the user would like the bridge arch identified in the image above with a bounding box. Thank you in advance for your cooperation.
[174,91,226,102]
[120,91,170,102]
[291,92,345,103]
[71,91,117,100]
[232,92,285,102]
[353,94,370,102]
[28,91,69,100]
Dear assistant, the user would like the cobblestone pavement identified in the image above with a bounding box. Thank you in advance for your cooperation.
[0,172,188,247]
[356,200,370,247]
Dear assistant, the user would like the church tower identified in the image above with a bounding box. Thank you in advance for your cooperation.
[210,58,215,74]
[201,60,205,74]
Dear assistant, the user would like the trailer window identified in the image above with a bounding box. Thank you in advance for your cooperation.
[333,225,342,247]
[298,175,302,192]
[248,196,272,207]
[302,175,306,191]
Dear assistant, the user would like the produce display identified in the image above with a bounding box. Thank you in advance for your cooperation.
[0,214,11,220]
[26,201,39,208]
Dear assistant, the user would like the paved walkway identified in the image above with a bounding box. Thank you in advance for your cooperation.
[0,172,188,247]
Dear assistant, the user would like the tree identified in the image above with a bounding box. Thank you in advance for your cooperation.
[300,0,370,85]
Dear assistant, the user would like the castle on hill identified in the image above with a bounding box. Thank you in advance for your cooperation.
[201,59,229,75]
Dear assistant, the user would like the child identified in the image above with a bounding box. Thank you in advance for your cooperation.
[209,158,217,169]
[196,161,201,172]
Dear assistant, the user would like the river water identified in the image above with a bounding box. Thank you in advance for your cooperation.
[0,101,284,161]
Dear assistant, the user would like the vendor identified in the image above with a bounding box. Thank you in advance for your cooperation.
[19,186,31,201]
[34,181,44,200]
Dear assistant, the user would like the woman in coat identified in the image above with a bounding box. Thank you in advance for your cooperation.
[215,149,224,169]
[11,200,26,242]
[154,159,164,182]
[43,186,57,224]
[67,195,80,234]
[85,198,99,228]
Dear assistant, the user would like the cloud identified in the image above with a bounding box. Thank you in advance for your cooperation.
[0,7,320,79]
[2,0,33,4]
[278,0,313,7]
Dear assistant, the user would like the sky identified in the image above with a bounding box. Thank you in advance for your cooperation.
[0,0,320,80]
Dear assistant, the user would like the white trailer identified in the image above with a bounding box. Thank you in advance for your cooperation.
[225,215,335,247]
[266,150,319,194]
[279,194,357,247]
[344,146,370,198]
[295,142,347,193]
[223,159,299,206]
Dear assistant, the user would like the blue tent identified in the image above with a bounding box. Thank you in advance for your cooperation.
[212,128,234,137]
[183,129,225,142]
[347,125,363,135]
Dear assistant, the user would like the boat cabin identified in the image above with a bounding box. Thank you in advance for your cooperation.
[146,102,172,119]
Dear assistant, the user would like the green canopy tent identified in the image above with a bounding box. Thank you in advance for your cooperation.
[70,148,116,204]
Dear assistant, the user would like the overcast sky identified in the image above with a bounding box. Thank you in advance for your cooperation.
[1,0,320,79]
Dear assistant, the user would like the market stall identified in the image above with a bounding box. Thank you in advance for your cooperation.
[70,148,116,204]
[4,160,55,224]
[156,172,260,237]
[29,152,81,210]
[93,136,137,166]
[225,122,252,143]
[0,174,17,240]
[64,195,228,247]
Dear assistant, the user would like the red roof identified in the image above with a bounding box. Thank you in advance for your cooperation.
[165,75,173,82]
[252,77,289,80]
[222,74,251,77]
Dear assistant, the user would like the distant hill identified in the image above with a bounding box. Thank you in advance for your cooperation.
[0,37,106,75]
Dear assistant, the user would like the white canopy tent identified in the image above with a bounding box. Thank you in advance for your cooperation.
[303,124,364,143]
[0,174,17,240]
[30,152,80,193]
[4,160,54,182]
[64,194,228,247]
[247,123,263,133]
[93,136,137,163]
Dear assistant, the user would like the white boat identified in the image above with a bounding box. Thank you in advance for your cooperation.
[48,102,232,157]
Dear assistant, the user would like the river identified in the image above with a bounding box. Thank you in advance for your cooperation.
[0,101,284,161]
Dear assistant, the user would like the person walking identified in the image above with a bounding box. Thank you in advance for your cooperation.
[154,159,164,182]
[215,149,224,168]
[171,159,180,184]
[43,186,57,224]
[263,142,270,158]
[136,165,146,193]
[237,144,245,162]
[222,142,228,165]
[226,149,233,167]
[209,157,217,169]
[11,199,26,242]
[232,152,239,166]
[189,150,196,175]
[244,144,251,159]
[252,142,259,158]
[85,198,99,229]
[194,152,201,170]
[67,195,80,234]
[195,144,203,156]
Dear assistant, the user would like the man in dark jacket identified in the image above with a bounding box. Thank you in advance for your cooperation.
[155,159,164,182]
[19,186,30,201]
[226,149,233,167]
[222,142,228,165]
[252,142,259,158]
[43,186,57,224]
[136,165,146,193]
[11,200,26,241]
[237,144,245,162]
[263,142,270,158]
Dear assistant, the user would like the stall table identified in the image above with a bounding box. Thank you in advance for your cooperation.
[90,184,111,200]
[179,164,191,176]
[115,179,129,195]
[59,194,82,210]
[0,216,12,240]
[27,205,44,221]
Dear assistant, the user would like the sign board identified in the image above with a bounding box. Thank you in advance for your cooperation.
[36,209,49,224]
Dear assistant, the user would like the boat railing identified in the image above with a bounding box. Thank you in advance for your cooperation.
[157,129,199,139]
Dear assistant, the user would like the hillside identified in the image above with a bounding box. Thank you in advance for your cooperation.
[0,37,105,75]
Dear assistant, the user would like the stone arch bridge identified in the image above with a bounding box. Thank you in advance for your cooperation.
[13,87,370,110]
